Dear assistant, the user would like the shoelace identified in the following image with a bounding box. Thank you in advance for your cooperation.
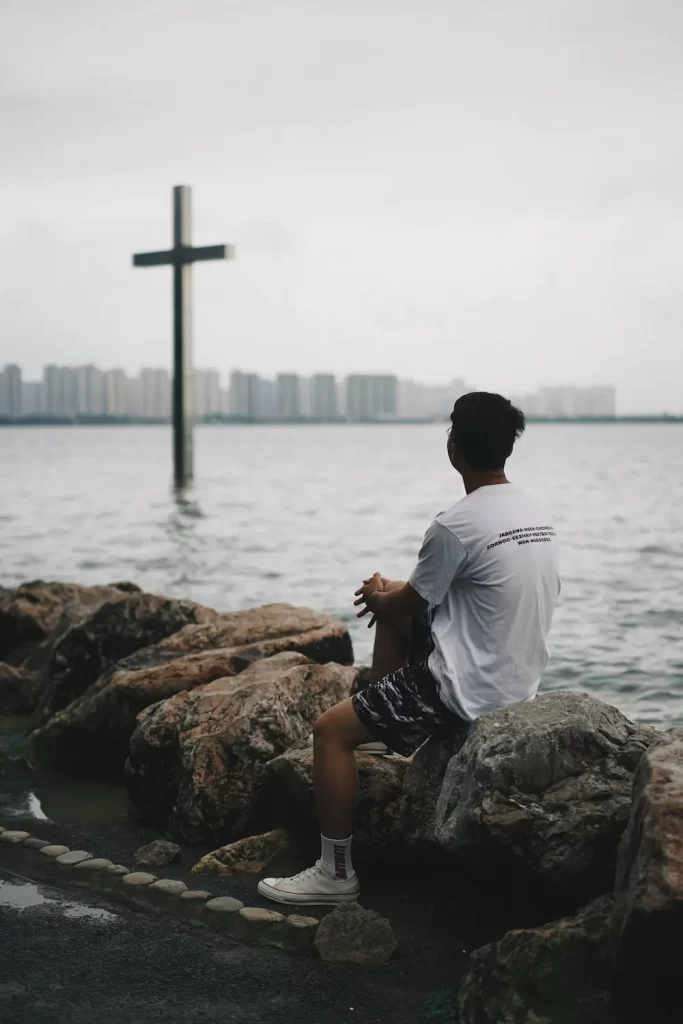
[274,863,323,886]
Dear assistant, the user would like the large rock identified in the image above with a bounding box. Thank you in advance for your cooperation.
[37,591,215,722]
[400,726,469,851]
[31,604,353,778]
[266,743,408,849]
[125,652,355,842]
[0,663,43,716]
[458,895,617,1024]
[612,729,683,1003]
[0,579,131,669]
[314,902,398,966]
[0,581,136,714]
[434,692,657,892]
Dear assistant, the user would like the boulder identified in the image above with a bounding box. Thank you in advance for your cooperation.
[400,726,469,851]
[266,743,408,848]
[125,652,355,842]
[192,829,290,876]
[0,580,127,665]
[133,840,181,869]
[612,729,683,1003]
[0,663,43,716]
[314,902,398,966]
[31,604,353,778]
[37,591,215,722]
[458,895,617,1024]
[434,692,657,892]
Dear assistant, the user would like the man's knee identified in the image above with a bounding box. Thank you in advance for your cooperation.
[313,704,357,751]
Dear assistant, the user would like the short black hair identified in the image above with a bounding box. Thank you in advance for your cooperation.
[449,392,526,471]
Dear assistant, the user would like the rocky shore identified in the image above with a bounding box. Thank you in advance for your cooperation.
[2,579,682,1022]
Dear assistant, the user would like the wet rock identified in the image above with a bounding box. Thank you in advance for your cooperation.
[612,729,683,1004]
[458,895,616,1024]
[314,902,397,966]
[31,604,353,778]
[134,839,182,869]
[0,663,42,715]
[434,692,657,892]
[38,592,214,722]
[266,745,408,848]
[125,652,354,842]
[192,829,290,876]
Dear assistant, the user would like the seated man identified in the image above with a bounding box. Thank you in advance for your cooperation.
[259,391,561,905]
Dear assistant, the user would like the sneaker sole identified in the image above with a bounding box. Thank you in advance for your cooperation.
[257,880,360,907]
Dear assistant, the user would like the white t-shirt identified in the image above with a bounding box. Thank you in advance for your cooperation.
[408,483,560,722]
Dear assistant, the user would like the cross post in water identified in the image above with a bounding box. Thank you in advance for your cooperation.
[133,185,235,486]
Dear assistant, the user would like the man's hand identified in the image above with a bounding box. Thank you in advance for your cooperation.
[354,572,385,626]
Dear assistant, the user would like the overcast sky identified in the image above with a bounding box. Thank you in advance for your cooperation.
[2,0,682,413]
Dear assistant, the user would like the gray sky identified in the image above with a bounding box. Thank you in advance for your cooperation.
[2,0,682,413]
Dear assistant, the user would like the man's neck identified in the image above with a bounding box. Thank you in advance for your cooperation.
[462,470,510,495]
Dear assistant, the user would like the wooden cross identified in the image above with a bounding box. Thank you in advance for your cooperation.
[133,185,235,485]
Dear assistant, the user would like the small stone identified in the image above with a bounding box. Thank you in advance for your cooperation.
[106,864,130,875]
[0,831,31,844]
[180,890,212,901]
[23,838,51,850]
[40,845,70,858]
[56,850,93,866]
[73,858,114,872]
[0,825,5,833]
[239,906,287,948]
[121,872,157,887]
[149,879,188,896]
[205,896,244,913]
[133,840,181,869]
[286,913,320,952]
[239,907,285,923]
[287,914,320,930]
[314,902,398,966]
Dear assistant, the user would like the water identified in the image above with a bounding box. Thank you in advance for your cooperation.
[0,868,118,922]
[2,423,682,727]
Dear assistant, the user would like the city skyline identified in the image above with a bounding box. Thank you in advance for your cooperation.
[3,2,683,417]
[1,361,619,422]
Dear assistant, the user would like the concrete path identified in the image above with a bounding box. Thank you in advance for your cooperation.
[0,868,453,1024]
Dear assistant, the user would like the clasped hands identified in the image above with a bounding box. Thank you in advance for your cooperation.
[354,572,388,627]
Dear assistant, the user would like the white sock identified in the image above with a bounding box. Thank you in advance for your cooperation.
[320,834,354,881]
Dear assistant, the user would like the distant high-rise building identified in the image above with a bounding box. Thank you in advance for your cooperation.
[345,374,398,422]
[398,378,467,420]
[229,370,258,419]
[194,369,222,418]
[513,385,617,419]
[310,374,338,420]
[276,374,302,421]
[76,365,105,416]
[104,369,131,417]
[43,364,79,417]
[138,368,171,419]
[21,380,43,416]
[0,364,22,418]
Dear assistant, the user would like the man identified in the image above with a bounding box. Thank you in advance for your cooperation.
[258,392,560,906]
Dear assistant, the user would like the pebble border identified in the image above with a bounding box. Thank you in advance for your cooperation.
[0,825,319,955]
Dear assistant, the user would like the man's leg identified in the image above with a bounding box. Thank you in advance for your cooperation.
[313,698,374,839]
[257,699,371,906]
[369,579,412,684]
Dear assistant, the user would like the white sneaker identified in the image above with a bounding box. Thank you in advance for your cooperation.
[307,733,391,755]
[258,861,360,906]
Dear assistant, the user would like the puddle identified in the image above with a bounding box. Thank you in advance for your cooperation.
[0,871,118,923]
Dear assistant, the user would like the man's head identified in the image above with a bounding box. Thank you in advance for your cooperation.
[447,392,526,474]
